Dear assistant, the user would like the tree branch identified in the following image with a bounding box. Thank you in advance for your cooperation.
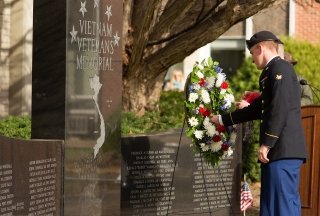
[145,0,281,76]
[147,0,198,43]
[147,1,225,46]
[126,0,159,78]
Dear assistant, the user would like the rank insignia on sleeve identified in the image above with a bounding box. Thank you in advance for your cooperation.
[275,74,282,80]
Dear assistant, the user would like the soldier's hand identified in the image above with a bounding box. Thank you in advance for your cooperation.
[236,100,250,109]
[258,144,270,164]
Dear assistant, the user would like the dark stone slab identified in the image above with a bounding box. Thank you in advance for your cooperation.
[32,0,67,139]
[0,135,63,216]
[121,128,242,216]
[32,0,123,215]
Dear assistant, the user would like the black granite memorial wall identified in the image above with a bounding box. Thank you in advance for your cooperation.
[0,135,63,216]
[121,128,242,216]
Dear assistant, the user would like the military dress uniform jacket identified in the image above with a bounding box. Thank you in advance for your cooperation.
[221,56,307,162]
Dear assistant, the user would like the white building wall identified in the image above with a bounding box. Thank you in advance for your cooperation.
[0,0,11,117]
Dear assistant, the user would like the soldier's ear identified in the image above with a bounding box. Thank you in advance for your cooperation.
[256,44,263,55]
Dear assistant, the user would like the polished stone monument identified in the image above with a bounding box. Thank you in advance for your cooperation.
[0,135,63,216]
[32,0,123,215]
[121,129,242,216]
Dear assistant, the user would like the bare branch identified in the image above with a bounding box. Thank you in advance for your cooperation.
[147,0,198,43]
[145,0,281,75]
[147,1,223,46]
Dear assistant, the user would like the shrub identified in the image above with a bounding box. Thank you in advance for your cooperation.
[0,115,31,139]
[121,91,185,135]
[281,37,320,104]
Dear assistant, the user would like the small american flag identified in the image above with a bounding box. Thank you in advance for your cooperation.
[240,181,253,212]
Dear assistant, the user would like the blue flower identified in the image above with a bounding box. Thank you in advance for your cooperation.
[215,65,223,73]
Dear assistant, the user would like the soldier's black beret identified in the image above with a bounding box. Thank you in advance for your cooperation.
[246,31,283,50]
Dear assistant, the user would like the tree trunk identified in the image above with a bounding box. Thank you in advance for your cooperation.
[123,65,166,115]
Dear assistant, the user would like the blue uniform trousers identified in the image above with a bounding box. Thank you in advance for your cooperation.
[260,159,303,216]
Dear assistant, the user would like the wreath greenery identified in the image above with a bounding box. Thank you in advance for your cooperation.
[185,57,236,167]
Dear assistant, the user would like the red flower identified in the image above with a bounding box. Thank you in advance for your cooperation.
[220,82,229,89]
[222,143,229,151]
[199,107,211,117]
[243,91,261,104]
[212,135,221,142]
[216,125,225,133]
[198,78,206,87]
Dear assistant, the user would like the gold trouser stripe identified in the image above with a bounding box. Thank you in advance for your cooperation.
[265,132,279,138]
[230,113,235,125]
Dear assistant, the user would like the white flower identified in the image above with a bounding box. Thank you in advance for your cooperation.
[193,84,201,91]
[223,94,234,109]
[196,71,204,79]
[210,141,222,152]
[200,143,210,151]
[188,117,199,127]
[224,93,235,103]
[188,93,198,102]
[220,89,227,95]
[215,73,226,87]
[223,100,232,109]
[207,76,216,89]
[203,117,210,127]
[223,147,233,158]
[194,130,204,140]
[227,147,233,156]
[201,89,210,104]
[206,124,216,137]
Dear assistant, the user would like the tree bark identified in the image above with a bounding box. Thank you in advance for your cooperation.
[123,0,286,114]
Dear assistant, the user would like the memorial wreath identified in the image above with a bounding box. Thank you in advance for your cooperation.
[185,57,237,167]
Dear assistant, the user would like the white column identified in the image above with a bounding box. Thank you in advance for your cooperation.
[289,0,295,36]
[0,0,12,117]
[245,17,253,57]
[183,43,211,86]
[22,0,33,115]
[9,0,33,115]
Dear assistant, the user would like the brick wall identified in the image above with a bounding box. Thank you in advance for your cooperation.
[295,0,320,43]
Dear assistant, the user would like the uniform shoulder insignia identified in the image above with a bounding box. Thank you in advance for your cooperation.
[275,74,282,80]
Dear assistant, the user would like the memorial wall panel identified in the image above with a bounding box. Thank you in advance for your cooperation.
[65,0,123,215]
[0,135,62,216]
[121,129,242,216]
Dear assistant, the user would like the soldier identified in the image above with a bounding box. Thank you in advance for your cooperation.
[210,30,307,216]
